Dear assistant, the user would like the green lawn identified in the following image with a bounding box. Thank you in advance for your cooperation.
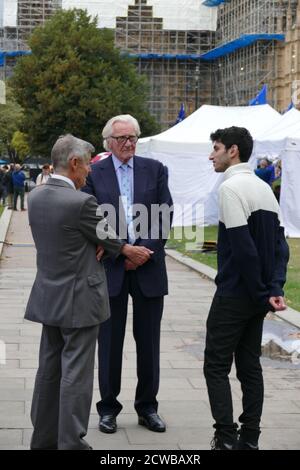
[0,205,4,217]
[167,225,300,312]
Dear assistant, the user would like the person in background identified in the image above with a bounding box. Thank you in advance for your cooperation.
[272,160,282,202]
[4,164,14,209]
[36,164,52,185]
[1,165,11,206]
[0,167,4,204]
[254,158,275,186]
[12,164,26,211]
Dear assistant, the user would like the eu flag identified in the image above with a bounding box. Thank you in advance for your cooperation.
[248,84,267,105]
[283,101,294,113]
[175,103,186,124]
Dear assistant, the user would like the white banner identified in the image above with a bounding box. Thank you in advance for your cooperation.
[62,0,217,30]
[3,0,17,27]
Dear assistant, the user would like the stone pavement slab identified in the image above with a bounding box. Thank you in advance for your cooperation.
[0,210,300,450]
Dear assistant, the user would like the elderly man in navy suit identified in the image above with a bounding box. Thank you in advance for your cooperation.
[83,114,173,434]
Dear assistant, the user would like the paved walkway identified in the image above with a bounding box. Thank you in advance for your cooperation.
[0,210,300,450]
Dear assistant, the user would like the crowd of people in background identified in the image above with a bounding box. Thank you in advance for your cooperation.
[0,156,283,212]
[0,163,53,211]
[255,157,282,201]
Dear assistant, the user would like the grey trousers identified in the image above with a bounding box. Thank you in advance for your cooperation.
[30,324,99,450]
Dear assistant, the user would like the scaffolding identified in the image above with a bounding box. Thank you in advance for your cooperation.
[115,0,215,129]
[0,1,216,129]
[17,0,61,43]
[0,1,61,80]
[211,0,299,106]
[1,1,61,49]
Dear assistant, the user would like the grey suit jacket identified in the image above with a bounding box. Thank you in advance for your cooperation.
[25,178,124,328]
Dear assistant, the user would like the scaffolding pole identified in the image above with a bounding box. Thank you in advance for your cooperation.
[212,0,299,106]
[115,0,215,129]
[0,1,61,80]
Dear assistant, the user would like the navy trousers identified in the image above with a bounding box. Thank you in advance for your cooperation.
[97,271,164,417]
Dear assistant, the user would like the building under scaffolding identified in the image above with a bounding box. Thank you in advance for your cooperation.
[1,1,300,125]
[209,0,299,107]
[1,0,60,50]
[114,1,216,128]
[0,1,61,80]
[61,1,217,128]
[0,1,217,129]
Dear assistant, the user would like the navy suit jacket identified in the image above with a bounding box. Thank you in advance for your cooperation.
[82,155,173,297]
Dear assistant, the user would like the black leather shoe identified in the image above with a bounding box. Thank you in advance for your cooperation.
[99,415,117,434]
[237,438,259,450]
[138,413,166,432]
[210,436,237,450]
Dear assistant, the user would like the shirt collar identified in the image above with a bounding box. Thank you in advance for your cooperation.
[112,154,134,170]
[52,174,76,190]
[223,163,253,181]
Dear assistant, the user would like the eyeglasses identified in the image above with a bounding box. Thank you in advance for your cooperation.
[110,135,138,145]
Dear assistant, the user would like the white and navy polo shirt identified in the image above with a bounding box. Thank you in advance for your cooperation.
[215,163,289,308]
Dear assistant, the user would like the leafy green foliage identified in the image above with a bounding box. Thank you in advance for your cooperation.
[11,131,30,160]
[0,85,24,159]
[11,8,159,157]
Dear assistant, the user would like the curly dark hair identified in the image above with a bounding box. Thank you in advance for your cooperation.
[210,126,253,162]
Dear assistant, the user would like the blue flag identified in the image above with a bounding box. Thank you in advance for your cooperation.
[175,103,185,124]
[248,84,267,105]
[283,101,294,113]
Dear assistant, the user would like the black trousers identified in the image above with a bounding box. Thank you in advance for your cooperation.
[13,187,25,210]
[204,295,267,444]
[97,271,164,417]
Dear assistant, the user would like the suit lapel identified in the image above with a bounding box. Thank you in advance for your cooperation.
[98,156,121,209]
[133,157,148,204]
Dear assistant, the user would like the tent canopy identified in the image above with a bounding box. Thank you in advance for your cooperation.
[139,104,281,154]
[254,107,300,158]
[137,105,282,227]
[251,107,300,238]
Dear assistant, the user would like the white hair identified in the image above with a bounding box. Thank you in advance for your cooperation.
[102,114,141,150]
[51,134,95,171]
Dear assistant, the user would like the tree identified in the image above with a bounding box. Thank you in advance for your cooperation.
[11,131,30,161]
[11,8,160,157]
[0,85,25,160]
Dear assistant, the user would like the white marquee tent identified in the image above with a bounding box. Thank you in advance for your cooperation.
[137,104,282,228]
[252,107,300,238]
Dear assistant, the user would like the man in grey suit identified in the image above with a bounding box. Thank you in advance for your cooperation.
[25,134,152,450]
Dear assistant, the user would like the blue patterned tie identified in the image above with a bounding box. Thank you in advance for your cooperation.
[120,163,134,243]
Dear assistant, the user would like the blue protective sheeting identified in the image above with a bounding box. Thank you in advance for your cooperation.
[126,34,284,62]
[202,0,230,6]
[200,34,285,61]
[127,53,203,60]
[1,33,285,67]
[0,50,31,66]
